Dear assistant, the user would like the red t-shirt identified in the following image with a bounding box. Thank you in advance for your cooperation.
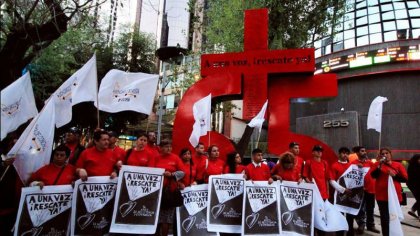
[245,163,271,181]
[303,159,330,200]
[193,154,207,169]
[29,164,76,185]
[372,161,408,202]
[111,146,126,163]
[66,143,78,163]
[179,161,197,187]
[155,153,183,189]
[126,148,155,167]
[76,147,118,177]
[197,158,225,183]
[223,164,246,174]
[351,159,375,193]
[145,144,160,157]
[271,164,299,181]
[330,162,351,181]
[294,155,304,178]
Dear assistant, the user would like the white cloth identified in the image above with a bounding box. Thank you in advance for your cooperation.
[1,72,38,140]
[367,96,388,132]
[388,176,404,236]
[95,69,159,114]
[188,94,211,147]
[247,100,268,132]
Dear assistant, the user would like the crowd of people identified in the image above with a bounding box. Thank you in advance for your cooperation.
[1,127,419,236]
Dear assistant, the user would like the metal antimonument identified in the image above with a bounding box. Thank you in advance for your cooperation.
[172,9,338,162]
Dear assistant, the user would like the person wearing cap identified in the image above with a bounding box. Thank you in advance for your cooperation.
[108,131,126,164]
[29,145,76,188]
[65,127,85,165]
[303,145,330,200]
[245,148,273,184]
[75,130,120,180]
[288,142,305,180]
[350,146,379,234]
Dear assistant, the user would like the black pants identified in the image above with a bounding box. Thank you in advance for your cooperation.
[377,201,389,236]
[356,191,376,228]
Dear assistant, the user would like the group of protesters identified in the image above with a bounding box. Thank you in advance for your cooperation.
[1,127,419,236]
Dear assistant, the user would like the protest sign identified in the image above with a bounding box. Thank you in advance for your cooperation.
[334,164,369,215]
[110,165,164,234]
[207,174,245,233]
[242,181,280,236]
[14,185,73,236]
[176,184,218,236]
[71,177,117,236]
[279,181,315,236]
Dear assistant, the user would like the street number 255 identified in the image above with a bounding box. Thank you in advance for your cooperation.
[323,120,349,128]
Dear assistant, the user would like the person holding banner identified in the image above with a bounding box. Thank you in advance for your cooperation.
[126,133,156,167]
[76,129,120,181]
[371,148,408,236]
[179,148,198,187]
[224,151,246,174]
[288,142,305,179]
[196,145,225,183]
[29,144,76,188]
[245,148,273,183]
[303,145,331,200]
[271,152,300,182]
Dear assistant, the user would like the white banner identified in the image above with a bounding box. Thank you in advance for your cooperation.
[207,174,245,233]
[189,93,212,147]
[70,176,117,236]
[95,69,159,114]
[334,164,369,215]
[1,72,38,140]
[367,96,388,132]
[14,185,73,236]
[110,165,165,234]
[247,100,268,133]
[242,181,280,236]
[176,184,218,236]
[388,176,404,236]
[279,181,315,236]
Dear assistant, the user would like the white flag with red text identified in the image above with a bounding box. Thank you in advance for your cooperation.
[189,94,211,147]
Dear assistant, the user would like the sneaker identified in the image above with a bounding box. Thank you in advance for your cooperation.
[367,226,380,234]
[408,210,418,219]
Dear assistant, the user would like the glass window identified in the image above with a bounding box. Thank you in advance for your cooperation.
[344,38,355,49]
[347,2,355,12]
[382,11,395,20]
[395,9,408,19]
[397,20,410,29]
[411,19,420,28]
[357,35,369,46]
[369,13,381,23]
[368,6,379,14]
[325,45,331,54]
[344,20,355,30]
[367,0,378,6]
[333,32,344,42]
[370,33,383,44]
[356,16,368,25]
[409,9,420,17]
[407,1,419,9]
[314,40,322,48]
[412,29,420,38]
[393,2,406,10]
[356,9,367,17]
[356,1,366,9]
[344,29,355,39]
[315,48,322,58]
[369,23,382,33]
[357,26,369,36]
[381,4,393,12]
[334,22,344,32]
[345,12,355,21]
[383,21,396,31]
[333,42,344,52]
[379,0,391,2]
[384,31,397,41]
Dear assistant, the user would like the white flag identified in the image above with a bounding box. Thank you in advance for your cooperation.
[95,69,159,114]
[388,176,404,236]
[367,96,388,132]
[313,182,348,232]
[7,100,56,184]
[52,54,97,127]
[189,93,211,147]
[247,100,268,132]
[1,72,38,140]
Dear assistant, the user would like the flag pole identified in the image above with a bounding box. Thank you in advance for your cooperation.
[256,130,261,149]
[208,132,211,146]
[0,166,10,182]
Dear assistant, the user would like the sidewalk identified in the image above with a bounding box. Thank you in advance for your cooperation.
[373,196,420,229]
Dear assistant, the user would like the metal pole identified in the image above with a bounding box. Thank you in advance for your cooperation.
[157,62,167,145]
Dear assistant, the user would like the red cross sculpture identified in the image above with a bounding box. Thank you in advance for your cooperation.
[172,9,338,163]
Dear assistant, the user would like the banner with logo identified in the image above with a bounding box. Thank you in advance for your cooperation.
[110,165,164,234]
[279,181,315,236]
[14,185,73,236]
[176,184,218,236]
[334,164,369,215]
[71,177,117,236]
[207,174,245,233]
[242,181,280,235]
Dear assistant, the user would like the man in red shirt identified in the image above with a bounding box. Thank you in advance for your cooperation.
[303,145,330,200]
[145,131,160,157]
[192,142,207,168]
[76,130,119,180]
[29,144,76,188]
[288,142,305,180]
[350,146,380,234]
[65,127,85,165]
[245,148,273,183]
[108,131,126,164]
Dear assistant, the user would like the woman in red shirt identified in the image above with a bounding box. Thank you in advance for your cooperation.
[178,148,197,188]
[126,133,155,167]
[223,151,245,174]
[272,152,300,182]
[371,148,408,236]
[197,145,225,183]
